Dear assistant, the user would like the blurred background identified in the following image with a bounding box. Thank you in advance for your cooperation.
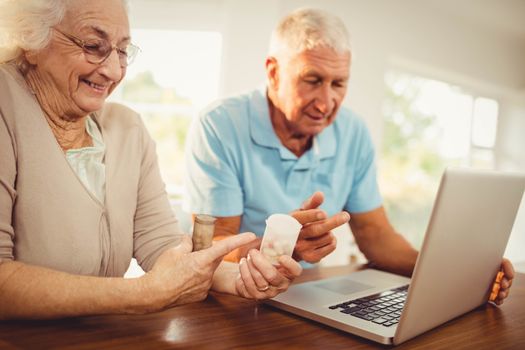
[110,0,525,276]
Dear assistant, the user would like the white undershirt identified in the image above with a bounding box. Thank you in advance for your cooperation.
[65,116,106,202]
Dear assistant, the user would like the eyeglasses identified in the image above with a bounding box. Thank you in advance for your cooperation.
[53,27,140,67]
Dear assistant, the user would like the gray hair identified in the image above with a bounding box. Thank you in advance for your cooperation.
[268,8,351,57]
[0,0,67,63]
[0,0,129,64]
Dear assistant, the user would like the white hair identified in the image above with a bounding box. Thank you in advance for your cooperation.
[268,8,351,57]
[0,0,67,63]
[0,0,129,64]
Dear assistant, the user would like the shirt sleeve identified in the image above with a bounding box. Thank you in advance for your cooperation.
[183,109,244,217]
[133,117,186,272]
[345,122,383,213]
[0,110,16,261]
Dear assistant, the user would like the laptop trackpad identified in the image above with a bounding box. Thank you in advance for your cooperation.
[314,278,374,295]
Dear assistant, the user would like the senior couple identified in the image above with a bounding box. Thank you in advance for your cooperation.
[0,0,513,320]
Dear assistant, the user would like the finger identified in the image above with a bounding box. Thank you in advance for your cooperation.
[501,258,515,280]
[174,234,193,253]
[294,233,333,257]
[248,249,286,287]
[291,209,327,225]
[498,288,509,301]
[239,257,266,299]
[276,255,303,278]
[241,237,263,253]
[235,274,251,299]
[203,232,256,262]
[300,191,325,210]
[300,212,350,239]
[298,231,334,248]
[300,239,337,264]
[246,254,270,290]
[501,277,512,289]
[313,238,337,256]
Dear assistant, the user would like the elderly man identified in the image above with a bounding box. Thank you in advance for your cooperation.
[185,8,513,304]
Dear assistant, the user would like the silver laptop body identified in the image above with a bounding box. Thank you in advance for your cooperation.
[266,168,525,345]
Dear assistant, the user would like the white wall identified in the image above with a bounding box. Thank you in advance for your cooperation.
[127,0,525,264]
[128,0,525,154]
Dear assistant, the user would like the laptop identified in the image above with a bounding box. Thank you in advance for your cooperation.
[266,168,525,345]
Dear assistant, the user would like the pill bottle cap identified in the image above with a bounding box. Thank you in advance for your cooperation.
[195,214,217,225]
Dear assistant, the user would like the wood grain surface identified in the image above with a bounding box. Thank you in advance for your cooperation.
[1,265,523,349]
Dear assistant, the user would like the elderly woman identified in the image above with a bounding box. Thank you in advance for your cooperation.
[0,0,304,320]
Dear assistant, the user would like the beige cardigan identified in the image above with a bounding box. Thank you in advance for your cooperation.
[0,64,183,276]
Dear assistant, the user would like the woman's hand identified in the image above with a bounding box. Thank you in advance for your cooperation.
[235,249,302,299]
[143,232,256,311]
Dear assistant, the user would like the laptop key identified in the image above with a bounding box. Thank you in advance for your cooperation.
[372,317,388,324]
[343,303,360,309]
[353,310,367,316]
[379,291,395,297]
[340,307,361,314]
[327,285,409,327]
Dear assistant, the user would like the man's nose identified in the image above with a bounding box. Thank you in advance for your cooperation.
[314,84,336,115]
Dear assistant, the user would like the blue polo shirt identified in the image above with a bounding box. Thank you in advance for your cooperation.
[184,87,382,237]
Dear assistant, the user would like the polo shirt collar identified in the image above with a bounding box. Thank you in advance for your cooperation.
[249,86,336,161]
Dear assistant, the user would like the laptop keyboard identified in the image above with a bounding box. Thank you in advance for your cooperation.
[328,285,408,327]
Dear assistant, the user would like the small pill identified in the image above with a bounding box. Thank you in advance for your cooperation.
[273,240,285,255]
[263,247,278,257]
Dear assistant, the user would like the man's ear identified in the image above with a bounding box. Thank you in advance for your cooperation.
[265,56,279,91]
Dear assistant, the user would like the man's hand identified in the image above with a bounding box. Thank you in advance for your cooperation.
[490,258,514,305]
[290,192,350,263]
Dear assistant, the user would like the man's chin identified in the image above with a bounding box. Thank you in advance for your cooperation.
[303,123,329,136]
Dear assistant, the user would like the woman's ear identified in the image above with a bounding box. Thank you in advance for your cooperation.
[24,50,38,65]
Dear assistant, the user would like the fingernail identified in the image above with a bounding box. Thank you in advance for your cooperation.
[316,211,326,220]
[342,212,350,221]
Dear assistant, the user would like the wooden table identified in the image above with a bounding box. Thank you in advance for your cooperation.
[1,265,524,349]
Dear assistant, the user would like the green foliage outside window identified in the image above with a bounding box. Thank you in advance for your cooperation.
[380,72,449,248]
[120,71,193,197]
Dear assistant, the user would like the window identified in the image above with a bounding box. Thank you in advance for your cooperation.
[109,29,223,199]
[380,70,499,248]
[472,97,499,148]
[112,29,222,277]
